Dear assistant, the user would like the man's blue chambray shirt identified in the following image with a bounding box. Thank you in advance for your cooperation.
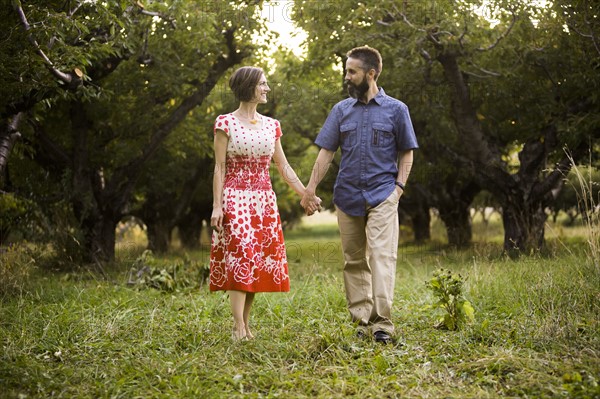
[315,88,419,217]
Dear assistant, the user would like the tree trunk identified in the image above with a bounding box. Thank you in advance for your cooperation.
[69,101,119,263]
[86,216,118,263]
[439,206,472,248]
[146,219,171,253]
[412,206,431,243]
[436,182,479,247]
[177,211,204,250]
[0,114,23,187]
[502,201,546,255]
[134,155,213,252]
[399,187,432,243]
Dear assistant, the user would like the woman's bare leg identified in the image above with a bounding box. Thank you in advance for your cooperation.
[228,290,247,340]
[243,292,255,339]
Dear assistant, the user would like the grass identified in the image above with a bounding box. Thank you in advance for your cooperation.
[1,217,599,398]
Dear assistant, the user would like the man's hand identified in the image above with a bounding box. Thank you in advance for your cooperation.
[301,190,322,216]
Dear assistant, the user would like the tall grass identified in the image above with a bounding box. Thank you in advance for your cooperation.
[0,243,39,297]
[1,217,599,398]
[566,157,600,270]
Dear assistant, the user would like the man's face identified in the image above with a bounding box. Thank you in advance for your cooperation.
[344,57,370,99]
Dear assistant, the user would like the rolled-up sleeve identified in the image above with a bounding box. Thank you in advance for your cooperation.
[395,104,419,151]
[315,104,341,151]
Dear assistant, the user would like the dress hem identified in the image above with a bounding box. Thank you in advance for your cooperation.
[209,287,290,293]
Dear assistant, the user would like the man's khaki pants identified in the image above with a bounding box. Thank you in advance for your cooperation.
[336,189,399,334]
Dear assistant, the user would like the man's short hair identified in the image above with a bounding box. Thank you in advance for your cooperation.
[346,46,383,80]
[229,66,264,102]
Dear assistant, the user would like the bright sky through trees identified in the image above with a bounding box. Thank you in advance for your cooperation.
[260,1,307,58]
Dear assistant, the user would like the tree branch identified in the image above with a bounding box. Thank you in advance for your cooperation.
[68,2,84,18]
[458,18,468,49]
[12,0,83,89]
[396,6,426,33]
[466,61,502,77]
[426,28,443,48]
[567,21,600,56]
[477,12,517,52]
[133,1,177,29]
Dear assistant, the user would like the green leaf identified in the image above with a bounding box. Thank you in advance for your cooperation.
[460,300,475,323]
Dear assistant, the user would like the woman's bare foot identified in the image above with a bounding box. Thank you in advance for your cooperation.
[245,327,255,340]
[232,322,247,341]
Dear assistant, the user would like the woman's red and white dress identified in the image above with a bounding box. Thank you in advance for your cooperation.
[209,113,290,293]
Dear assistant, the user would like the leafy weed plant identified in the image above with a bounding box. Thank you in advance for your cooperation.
[425,268,475,330]
[127,249,210,292]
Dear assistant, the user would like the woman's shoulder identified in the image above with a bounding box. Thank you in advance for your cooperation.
[216,113,234,122]
[261,115,282,138]
[214,113,234,135]
[261,115,280,127]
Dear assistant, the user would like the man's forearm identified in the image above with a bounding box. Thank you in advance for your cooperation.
[306,148,335,194]
[397,150,414,186]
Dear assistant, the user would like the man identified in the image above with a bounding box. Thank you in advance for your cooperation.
[301,46,418,344]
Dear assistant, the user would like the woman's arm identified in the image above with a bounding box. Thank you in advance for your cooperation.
[210,130,228,231]
[272,138,306,197]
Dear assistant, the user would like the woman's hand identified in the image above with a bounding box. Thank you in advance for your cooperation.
[301,191,322,216]
[211,207,224,232]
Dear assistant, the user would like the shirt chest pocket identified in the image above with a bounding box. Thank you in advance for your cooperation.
[372,122,394,148]
[340,122,357,150]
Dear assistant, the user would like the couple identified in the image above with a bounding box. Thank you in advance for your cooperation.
[209,46,418,343]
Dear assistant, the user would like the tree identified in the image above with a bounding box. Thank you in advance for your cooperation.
[290,0,483,246]
[1,0,140,178]
[391,0,599,253]
[550,165,600,224]
[3,1,263,262]
[291,0,600,253]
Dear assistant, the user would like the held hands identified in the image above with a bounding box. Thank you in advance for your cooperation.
[212,190,323,232]
[211,192,322,233]
[301,190,322,216]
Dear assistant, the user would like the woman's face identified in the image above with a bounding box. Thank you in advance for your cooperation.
[253,74,270,103]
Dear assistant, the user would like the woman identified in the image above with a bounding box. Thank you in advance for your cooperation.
[210,66,320,341]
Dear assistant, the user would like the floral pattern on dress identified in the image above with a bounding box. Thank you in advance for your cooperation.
[209,113,289,293]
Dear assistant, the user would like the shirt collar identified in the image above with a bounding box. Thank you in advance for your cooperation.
[351,87,386,106]
[372,87,386,105]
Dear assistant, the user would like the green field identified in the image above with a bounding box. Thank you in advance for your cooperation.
[1,217,599,398]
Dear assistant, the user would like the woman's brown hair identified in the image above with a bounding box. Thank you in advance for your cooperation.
[229,66,264,102]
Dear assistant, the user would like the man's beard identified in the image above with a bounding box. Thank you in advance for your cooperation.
[345,76,369,100]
